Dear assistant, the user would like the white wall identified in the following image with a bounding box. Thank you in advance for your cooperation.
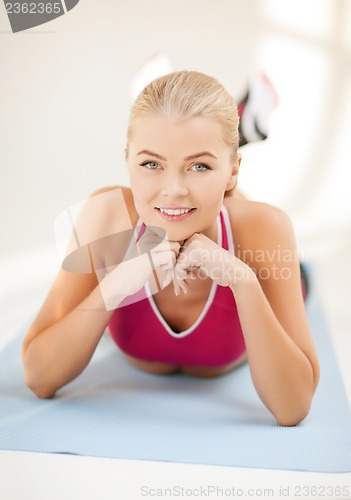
[0,0,261,258]
[1,0,351,311]
[239,0,351,262]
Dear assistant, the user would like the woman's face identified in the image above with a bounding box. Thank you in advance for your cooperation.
[127,114,239,242]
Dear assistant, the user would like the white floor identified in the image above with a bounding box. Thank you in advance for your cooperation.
[1,240,351,500]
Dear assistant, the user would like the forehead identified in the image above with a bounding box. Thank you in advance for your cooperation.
[129,114,226,153]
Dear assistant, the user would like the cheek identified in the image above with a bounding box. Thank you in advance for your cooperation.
[130,175,157,209]
[197,176,227,201]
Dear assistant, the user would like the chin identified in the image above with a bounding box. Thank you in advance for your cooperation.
[165,229,195,242]
[145,223,190,242]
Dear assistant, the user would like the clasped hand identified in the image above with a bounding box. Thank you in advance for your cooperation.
[100,227,250,310]
[167,232,246,295]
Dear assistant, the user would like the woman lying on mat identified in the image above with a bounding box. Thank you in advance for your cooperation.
[21,70,320,426]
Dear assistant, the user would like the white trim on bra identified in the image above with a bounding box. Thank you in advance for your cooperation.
[221,203,235,255]
[145,209,225,339]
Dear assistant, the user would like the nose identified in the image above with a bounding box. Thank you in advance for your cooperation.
[161,172,189,198]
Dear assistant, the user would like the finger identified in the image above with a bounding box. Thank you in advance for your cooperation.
[148,249,173,272]
[161,268,173,288]
[173,250,194,281]
[172,268,181,296]
[172,269,189,295]
[153,247,185,291]
[173,279,187,296]
[185,271,197,280]
[157,252,176,270]
[179,279,189,295]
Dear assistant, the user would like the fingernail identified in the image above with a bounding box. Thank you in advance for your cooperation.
[174,287,179,296]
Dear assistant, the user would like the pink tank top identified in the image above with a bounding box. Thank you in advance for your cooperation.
[107,205,246,367]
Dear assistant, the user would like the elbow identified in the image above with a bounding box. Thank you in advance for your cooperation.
[275,401,312,427]
[23,371,56,400]
[276,414,307,427]
[26,380,56,399]
[33,385,56,399]
[276,360,319,427]
[24,373,55,399]
[22,344,57,399]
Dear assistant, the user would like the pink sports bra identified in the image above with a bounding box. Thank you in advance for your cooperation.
[107,205,246,367]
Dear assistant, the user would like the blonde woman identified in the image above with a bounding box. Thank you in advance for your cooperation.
[21,71,320,427]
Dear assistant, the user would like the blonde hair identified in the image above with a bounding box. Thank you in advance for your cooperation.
[125,70,240,195]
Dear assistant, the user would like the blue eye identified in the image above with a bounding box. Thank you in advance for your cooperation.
[139,161,160,170]
[190,163,211,172]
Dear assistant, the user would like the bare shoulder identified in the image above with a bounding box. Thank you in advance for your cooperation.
[83,185,140,271]
[21,185,139,357]
[224,196,291,228]
[88,185,139,228]
[223,197,294,265]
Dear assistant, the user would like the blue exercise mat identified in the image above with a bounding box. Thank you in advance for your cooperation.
[0,271,351,472]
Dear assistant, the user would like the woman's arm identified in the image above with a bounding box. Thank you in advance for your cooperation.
[228,203,320,426]
[21,186,132,398]
[22,186,180,398]
[21,277,120,399]
[173,202,320,426]
[23,241,177,399]
[230,273,318,426]
[23,248,179,398]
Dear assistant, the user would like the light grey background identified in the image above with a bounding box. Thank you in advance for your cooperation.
[1,0,349,262]
[1,0,261,256]
[1,1,351,497]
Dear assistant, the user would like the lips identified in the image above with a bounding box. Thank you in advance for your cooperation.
[157,207,193,215]
[155,207,196,222]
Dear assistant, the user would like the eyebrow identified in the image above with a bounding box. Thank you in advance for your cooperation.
[137,150,218,161]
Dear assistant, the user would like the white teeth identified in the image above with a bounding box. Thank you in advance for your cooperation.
[159,208,192,215]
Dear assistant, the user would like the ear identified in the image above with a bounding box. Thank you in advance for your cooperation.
[225,153,242,191]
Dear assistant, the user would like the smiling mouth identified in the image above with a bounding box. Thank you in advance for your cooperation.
[156,207,195,215]
[154,207,197,221]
